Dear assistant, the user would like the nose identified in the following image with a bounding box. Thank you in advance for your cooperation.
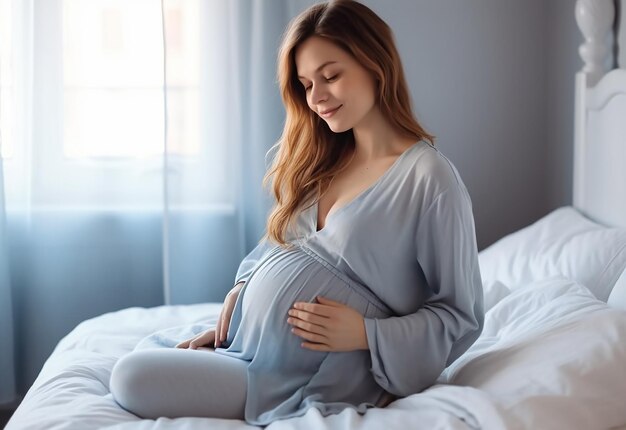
[309,83,328,106]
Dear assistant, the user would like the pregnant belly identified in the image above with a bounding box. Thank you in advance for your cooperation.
[218,244,393,419]
[242,243,389,329]
[220,243,390,363]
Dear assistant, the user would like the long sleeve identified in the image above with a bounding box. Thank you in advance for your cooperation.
[233,237,275,286]
[363,184,484,397]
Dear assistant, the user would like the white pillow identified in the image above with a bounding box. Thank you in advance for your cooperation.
[443,278,626,429]
[478,206,626,303]
[608,269,626,311]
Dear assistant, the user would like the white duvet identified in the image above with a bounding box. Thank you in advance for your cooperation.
[7,277,626,430]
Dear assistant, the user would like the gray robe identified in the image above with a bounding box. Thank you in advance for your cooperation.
[217,140,484,425]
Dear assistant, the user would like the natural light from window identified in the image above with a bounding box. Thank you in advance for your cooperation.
[62,0,200,159]
[0,0,14,159]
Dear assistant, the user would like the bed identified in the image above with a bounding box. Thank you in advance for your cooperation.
[6,0,626,428]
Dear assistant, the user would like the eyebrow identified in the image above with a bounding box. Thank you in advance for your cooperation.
[297,61,338,80]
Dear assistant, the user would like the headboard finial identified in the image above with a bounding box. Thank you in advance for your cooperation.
[575,0,615,87]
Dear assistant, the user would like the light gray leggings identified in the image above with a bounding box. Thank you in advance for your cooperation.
[109,348,248,420]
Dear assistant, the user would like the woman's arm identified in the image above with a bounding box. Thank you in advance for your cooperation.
[365,185,485,397]
[214,280,247,348]
[176,280,247,349]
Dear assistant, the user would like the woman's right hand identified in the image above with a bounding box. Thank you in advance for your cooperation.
[214,281,245,348]
[174,281,245,349]
[175,328,217,349]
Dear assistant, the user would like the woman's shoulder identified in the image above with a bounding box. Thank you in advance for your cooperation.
[402,142,475,218]
[407,141,467,194]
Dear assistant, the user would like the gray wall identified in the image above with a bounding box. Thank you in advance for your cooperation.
[546,0,582,212]
[361,0,581,250]
[615,0,626,69]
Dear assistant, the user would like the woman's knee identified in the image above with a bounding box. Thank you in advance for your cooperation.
[110,350,159,417]
[109,348,248,420]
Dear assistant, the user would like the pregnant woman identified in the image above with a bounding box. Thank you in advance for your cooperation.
[110,0,484,425]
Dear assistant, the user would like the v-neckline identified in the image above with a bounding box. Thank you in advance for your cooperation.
[313,141,420,233]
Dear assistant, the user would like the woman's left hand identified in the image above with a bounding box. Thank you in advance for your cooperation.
[287,296,369,352]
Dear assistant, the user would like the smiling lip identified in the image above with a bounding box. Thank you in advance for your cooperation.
[319,105,342,118]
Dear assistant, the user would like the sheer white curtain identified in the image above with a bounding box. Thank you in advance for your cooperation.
[0,163,14,405]
[0,0,31,406]
[0,0,314,405]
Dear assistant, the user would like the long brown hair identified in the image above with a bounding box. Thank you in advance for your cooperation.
[263,0,435,246]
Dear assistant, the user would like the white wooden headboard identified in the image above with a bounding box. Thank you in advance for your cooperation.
[574,0,626,229]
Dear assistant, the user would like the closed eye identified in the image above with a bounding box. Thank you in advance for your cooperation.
[303,74,339,92]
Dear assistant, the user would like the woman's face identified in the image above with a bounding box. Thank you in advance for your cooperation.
[294,36,377,133]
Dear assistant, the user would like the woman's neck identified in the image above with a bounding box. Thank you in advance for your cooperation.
[351,107,415,161]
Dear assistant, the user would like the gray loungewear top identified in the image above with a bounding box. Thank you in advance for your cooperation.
[216,140,484,425]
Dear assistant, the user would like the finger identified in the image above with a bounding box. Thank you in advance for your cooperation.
[189,334,202,349]
[219,312,229,344]
[215,314,223,348]
[190,330,215,350]
[301,341,331,352]
[292,302,334,317]
[221,304,235,341]
[223,302,235,326]
[291,327,328,343]
[315,296,343,306]
[175,339,191,349]
[288,309,328,326]
[189,338,206,349]
[219,300,233,343]
[288,317,326,335]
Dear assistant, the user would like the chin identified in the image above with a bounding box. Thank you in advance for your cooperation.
[325,121,351,134]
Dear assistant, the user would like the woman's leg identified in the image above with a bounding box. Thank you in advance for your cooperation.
[110,348,248,420]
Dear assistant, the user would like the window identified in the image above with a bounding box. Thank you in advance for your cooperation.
[0,0,15,159]
[62,0,200,159]
[1,0,232,209]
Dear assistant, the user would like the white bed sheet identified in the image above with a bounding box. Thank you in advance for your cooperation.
[7,278,626,430]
